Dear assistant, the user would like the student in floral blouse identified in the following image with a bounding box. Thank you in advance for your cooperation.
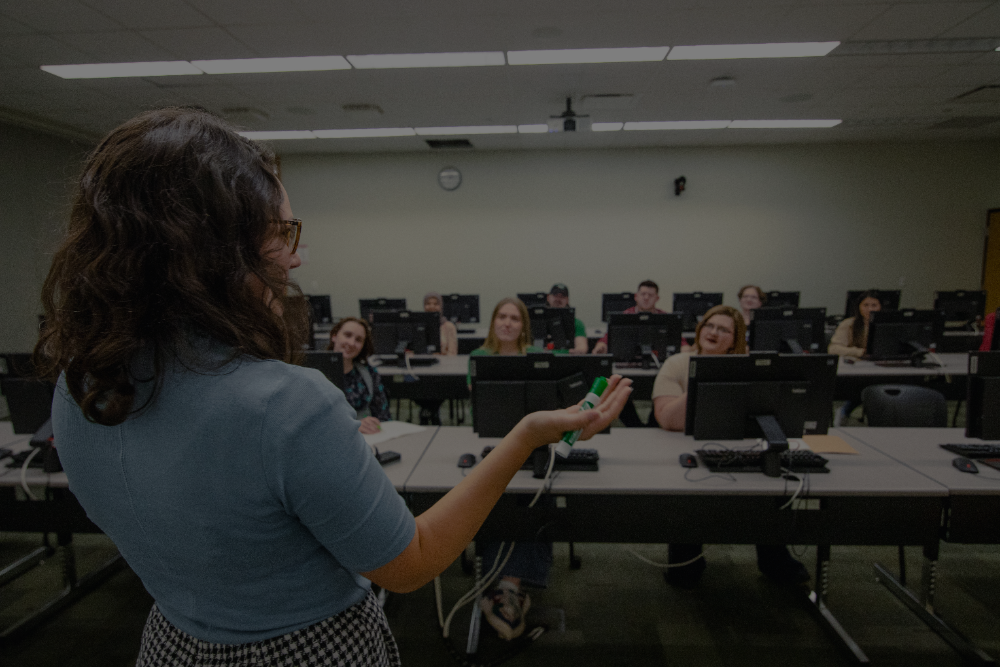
[327,317,392,433]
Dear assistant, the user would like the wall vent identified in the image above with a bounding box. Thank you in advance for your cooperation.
[426,139,473,149]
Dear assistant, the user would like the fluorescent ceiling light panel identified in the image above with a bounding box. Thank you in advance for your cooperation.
[414,126,517,135]
[346,52,505,69]
[517,124,549,133]
[313,128,416,138]
[729,119,841,128]
[625,120,731,130]
[507,46,669,65]
[667,42,839,60]
[238,131,315,140]
[40,61,202,79]
[192,56,350,74]
[592,122,624,131]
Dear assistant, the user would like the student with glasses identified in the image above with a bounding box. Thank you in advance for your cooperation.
[651,305,810,588]
[35,108,632,667]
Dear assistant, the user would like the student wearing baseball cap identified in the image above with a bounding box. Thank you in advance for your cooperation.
[546,284,588,354]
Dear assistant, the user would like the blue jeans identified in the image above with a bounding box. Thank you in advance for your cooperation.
[478,541,553,589]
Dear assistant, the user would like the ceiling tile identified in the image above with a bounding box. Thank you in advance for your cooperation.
[940,2,1000,37]
[0,34,93,67]
[57,31,176,63]
[79,0,215,30]
[0,13,34,34]
[189,0,307,26]
[140,27,258,60]
[849,2,994,41]
[772,4,891,41]
[1,0,122,33]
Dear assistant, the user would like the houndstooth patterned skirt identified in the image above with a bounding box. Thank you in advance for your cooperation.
[136,590,401,667]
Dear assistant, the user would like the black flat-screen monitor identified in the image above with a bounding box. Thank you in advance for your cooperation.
[607,313,683,367]
[0,354,54,435]
[933,290,986,325]
[685,352,838,475]
[672,292,724,331]
[866,309,942,365]
[765,291,800,309]
[517,292,549,308]
[442,294,480,324]
[370,311,441,355]
[470,353,614,437]
[360,298,406,321]
[845,290,900,316]
[749,307,827,354]
[527,307,578,351]
[300,351,346,390]
[602,292,636,322]
[0,353,35,378]
[993,308,1000,351]
[307,295,333,324]
[967,351,1000,439]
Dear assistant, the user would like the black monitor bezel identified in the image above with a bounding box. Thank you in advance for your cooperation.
[359,298,407,321]
[300,350,346,390]
[306,295,333,324]
[672,292,724,331]
[748,307,828,354]
[601,292,637,322]
[442,294,480,324]
[526,306,578,351]
[764,291,801,309]
[865,309,942,361]
[606,313,684,363]
[933,290,986,323]
[370,310,442,355]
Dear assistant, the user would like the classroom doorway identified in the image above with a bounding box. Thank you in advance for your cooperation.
[985,209,1000,314]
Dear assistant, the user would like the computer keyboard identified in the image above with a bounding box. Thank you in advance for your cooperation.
[405,356,439,367]
[480,445,600,472]
[695,449,830,473]
[940,443,1000,459]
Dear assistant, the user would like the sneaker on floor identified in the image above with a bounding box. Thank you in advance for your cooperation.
[480,581,530,641]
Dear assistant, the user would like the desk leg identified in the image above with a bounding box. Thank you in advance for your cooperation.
[874,546,995,665]
[466,555,482,656]
[0,533,126,645]
[807,544,870,664]
[0,537,54,588]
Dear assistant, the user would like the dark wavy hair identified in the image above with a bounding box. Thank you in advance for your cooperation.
[849,290,882,349]
[34,107,309,426]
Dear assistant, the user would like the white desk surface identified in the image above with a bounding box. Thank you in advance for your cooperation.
[836,353,968,376]
[403,426,945,498]
[373,354,470,377]
[835,427,1000,495]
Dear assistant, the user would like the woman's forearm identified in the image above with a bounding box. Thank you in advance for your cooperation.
[653,394,687,431]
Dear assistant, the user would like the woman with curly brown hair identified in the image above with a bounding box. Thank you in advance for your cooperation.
[35,107,631,667]
[326,316,391,434]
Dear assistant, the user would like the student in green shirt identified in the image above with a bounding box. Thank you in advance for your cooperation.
[546,283,588,354]
[467,297,544,387]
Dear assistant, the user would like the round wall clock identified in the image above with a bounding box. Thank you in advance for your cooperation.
[438,167,462,191]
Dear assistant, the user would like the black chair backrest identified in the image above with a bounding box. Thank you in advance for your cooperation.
[861,384,947,428]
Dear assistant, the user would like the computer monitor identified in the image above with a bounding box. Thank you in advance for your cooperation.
[672,292,724,331]
[306,295,332,324]
[470,353,614,437]
[866,309,943,366]
[526,307,577,351]
[300,351,345,390]
[442,294,480,324]
[359,298,406,322]
[993,308,1000,352]
[0,353,54,435]
[966,351,1000,440]
[933,290,986,326]
[685,352,838,476]
[517,292,549,308]
[607,313,683,367]
[765,291,800,309]
[601,292,636,322]
[845,290,900,316]
[370,311,441,356]
[749,307,827,354]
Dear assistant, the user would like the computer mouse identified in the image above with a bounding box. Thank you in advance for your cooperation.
[952,457,979,474]
[457,453,477,468]
[679,453,698,468]
[842,358,855,365]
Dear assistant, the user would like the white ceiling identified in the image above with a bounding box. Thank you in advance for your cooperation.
[1,0,999,153]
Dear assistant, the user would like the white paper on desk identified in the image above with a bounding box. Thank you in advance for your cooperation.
[363,421,426,447]
[788,438,811,452]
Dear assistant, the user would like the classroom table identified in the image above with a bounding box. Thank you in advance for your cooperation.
[835,353,969,401]
[404,425,950,663]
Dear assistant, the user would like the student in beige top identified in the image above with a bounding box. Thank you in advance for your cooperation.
[650,304,810,587]
[828,291,882,358]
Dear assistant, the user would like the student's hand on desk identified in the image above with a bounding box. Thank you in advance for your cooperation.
[359,417,382,434]
[591,341,608,354]
[519,375,632,448]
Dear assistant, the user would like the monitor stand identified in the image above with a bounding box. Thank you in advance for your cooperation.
[755,414,789,478]
[782,338,805,354]
[906,342,941,368]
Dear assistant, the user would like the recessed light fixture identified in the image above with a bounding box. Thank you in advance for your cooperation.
[313,128,416,138]
[729,119,841,128]
[517,124,549,133]
[592,122,625,131]
[238,131,316,140]
[625,120,731,130]
[414,126,518,135]
[191,56,350,74]
[668,42,839,60]
[346,52,505,68]
[507,46,670,65]
[40,61,203,79]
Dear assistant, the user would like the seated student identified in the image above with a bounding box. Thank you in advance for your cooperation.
[546,283,589,354]
[828,291,882,425]
[738,285,767,329]
[327,317,392,434]
[980,309,997,351]
[652,305,810,587]
[415,292,458,425]
[469,298,550,640]
[591,279,667,355]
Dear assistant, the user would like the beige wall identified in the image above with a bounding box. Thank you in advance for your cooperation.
[282,141,1000,327]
